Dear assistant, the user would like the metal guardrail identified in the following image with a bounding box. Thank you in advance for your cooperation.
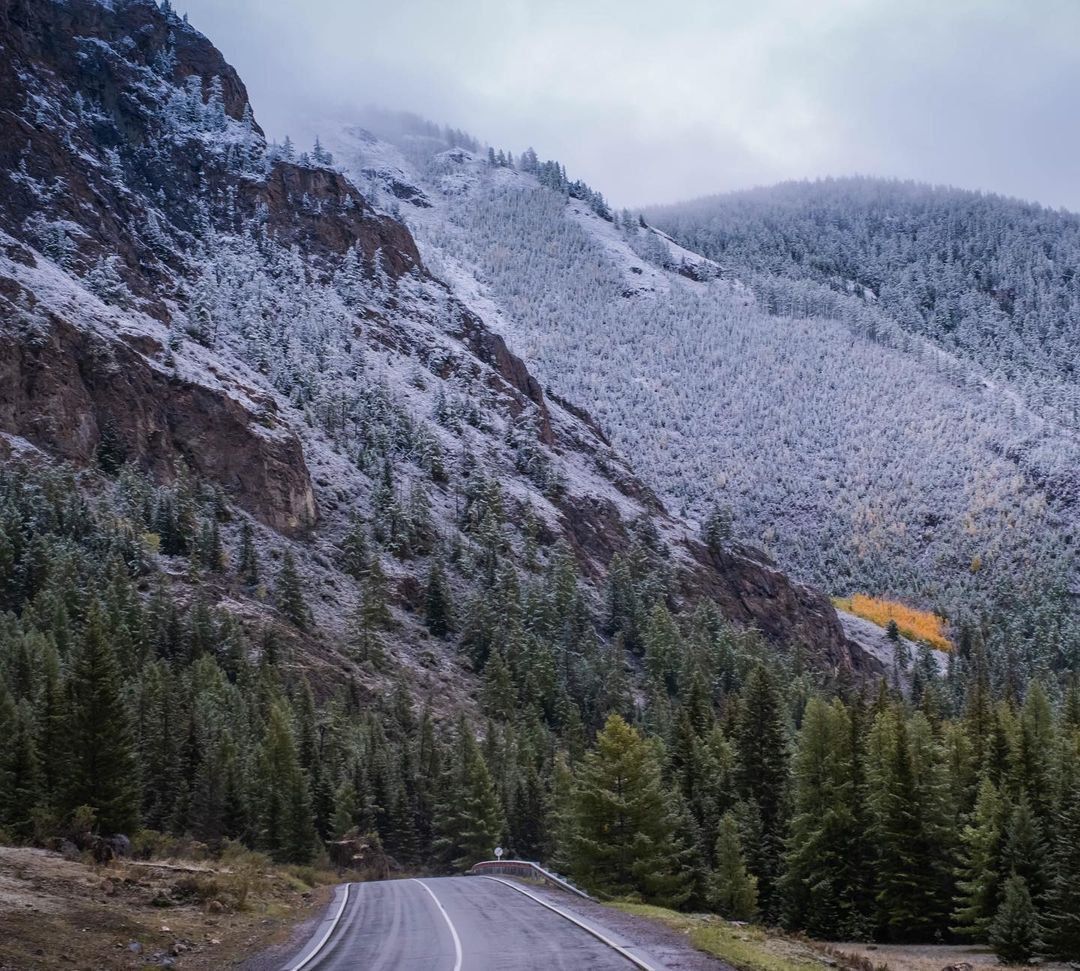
[465,860,593,899]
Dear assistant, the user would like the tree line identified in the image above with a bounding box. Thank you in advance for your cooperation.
[1,458,1078,964]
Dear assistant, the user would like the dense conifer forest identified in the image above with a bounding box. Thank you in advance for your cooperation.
[1,458,1078,961]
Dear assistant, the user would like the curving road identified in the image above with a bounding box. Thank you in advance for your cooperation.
[282,875,661,970]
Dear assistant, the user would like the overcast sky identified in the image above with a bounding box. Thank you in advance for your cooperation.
[179,0,1080,210]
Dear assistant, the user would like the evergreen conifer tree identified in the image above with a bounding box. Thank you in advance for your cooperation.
[782,697,866,938]
[237,521,259,586]
[713,810,758,919]
[1043,777,1080,959]
[424,558,454,637]
[481,648,516,721]
[989,875,1041,964]
[873,711,922,940]
[564,714,688,905]
[340,514,368,582]
[65,601,139,833]
[952,776,1007,938]
[3,700,42,840]
[433,722,504,870]
[275,550,310,629]
[257,702,316,863]
[734,664,789,920]
[1001,795,1047,905]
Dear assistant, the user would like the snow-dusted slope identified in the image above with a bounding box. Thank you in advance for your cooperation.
[328,121,1077,631]
[1,0,874,717]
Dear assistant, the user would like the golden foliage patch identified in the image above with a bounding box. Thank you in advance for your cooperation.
[834,593,950,652]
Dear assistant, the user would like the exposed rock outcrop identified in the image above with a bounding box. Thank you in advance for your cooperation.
[0,262,316,535]
[238,163,422,276]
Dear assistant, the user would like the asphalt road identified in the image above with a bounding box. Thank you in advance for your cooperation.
[283,875,656,970]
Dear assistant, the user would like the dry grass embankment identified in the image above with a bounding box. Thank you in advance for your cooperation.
[0,843,336,970]
[608,903,848,971]
[607,904,1074,971]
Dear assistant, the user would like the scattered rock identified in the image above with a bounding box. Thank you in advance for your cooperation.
[58,840,80,862]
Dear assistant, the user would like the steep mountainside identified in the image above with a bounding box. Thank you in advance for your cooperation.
[326,119,1080,677]
[0,0,869,723]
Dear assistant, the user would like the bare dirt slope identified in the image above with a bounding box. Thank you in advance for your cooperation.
[0,846,330,971]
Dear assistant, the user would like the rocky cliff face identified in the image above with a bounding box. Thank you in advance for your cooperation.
[0,0,873,683]
[0,237,317,534]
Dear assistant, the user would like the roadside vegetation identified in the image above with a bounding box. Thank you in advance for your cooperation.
[611,902,830,971]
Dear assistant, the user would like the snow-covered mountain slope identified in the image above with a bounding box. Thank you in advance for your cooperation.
[0,0,873,715]
[327,120,1078,648]
[648,177,1080,433]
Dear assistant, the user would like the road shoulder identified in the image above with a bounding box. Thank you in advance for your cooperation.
[491,878,735,971]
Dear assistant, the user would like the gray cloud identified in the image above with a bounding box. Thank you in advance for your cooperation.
[179,0,1080,210]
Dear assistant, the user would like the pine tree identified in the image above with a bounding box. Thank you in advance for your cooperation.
[275,550,310,629]
[782,697,866,938]
[424,558,454,637]
[190,738,229,849]
[65,601,139,834]
[1043,777,1080,959]
[508,764,547,860]
[237,521,259,586]
[257,702,316,863]
[1014,683,1055,832]
[362,556,393,630]
[734,664,789,920]
[433,723,504,870]
[643,603,681,695]
[701,504,733,550]
[952,776,1007,938]
[196,517,223,572]
[414,706,440,858]
[989,875,1041,964]
[873,711,922,940]
[332,778,359,839]
[36,648,68,808]
[3,700,42,840]
[564,714,688,905]
[1001,795,1047,905]
[481,648,515,721]
[713,810,758,920]
[340,514,368,581]
[136,661,178,830]
[346,601,383,669]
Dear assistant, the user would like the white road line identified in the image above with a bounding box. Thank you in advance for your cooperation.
[481,876,658,971]
[284,882,352,971]
[413,879,464,971]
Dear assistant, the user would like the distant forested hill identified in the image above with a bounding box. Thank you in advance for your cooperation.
[648,177,1080,429]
